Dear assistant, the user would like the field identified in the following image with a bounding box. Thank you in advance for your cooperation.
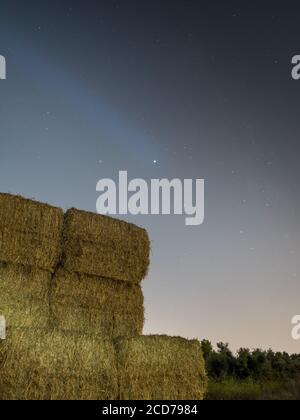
[206,378,300,400]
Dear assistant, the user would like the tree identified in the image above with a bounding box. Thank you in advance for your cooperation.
[201,340,300,382]
[201,340,213,363]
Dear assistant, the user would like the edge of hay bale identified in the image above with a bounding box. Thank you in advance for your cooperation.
[0,193,64,272]
[116,335,208,400]
[61,208,150,284]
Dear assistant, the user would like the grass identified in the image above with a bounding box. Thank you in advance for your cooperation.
[205,378,300,400]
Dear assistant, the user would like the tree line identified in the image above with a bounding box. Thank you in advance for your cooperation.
[201,340,300,381]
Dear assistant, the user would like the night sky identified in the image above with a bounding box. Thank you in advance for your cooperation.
[0,0,300,352]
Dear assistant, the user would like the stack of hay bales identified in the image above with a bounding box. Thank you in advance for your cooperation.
[0,194,63,330]
[50,208,148,338]
[0,193,207,400]
[0,194,118,400]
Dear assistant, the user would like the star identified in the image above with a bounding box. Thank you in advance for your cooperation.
[153,160,158,165]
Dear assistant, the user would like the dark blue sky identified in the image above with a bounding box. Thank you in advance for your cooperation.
[0,0,300,352]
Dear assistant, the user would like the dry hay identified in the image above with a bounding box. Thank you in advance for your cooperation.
[116,335,207,400]
[0,327,118,400]
[62,208,150,284]
[0,262,51,329]
[49,268,144,338]
[0,193,64,272]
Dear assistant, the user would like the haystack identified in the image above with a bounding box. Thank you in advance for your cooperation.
[0,327,118,400]
[117,335,207,400]
[0,262,51,329]
[49,268,144,337]
[62,209,150,283]
[0,193,64,272]
[0,192,207,401]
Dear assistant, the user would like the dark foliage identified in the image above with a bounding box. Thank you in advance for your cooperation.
[201,340,300,381]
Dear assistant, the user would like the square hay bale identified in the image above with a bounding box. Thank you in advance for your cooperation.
[0,193,64,272]
[0,327,118,400]
[49,268,144,338]
[0,262,51,329]
[62,209,150,283]
[117,335,207,400]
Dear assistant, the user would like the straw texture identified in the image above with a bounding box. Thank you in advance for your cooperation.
[50,268,144,337]
[62,208,150,284]
[0,262,51,329]
[0,327,118,400]
[117,335,207,400]
[0,193,64,272]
